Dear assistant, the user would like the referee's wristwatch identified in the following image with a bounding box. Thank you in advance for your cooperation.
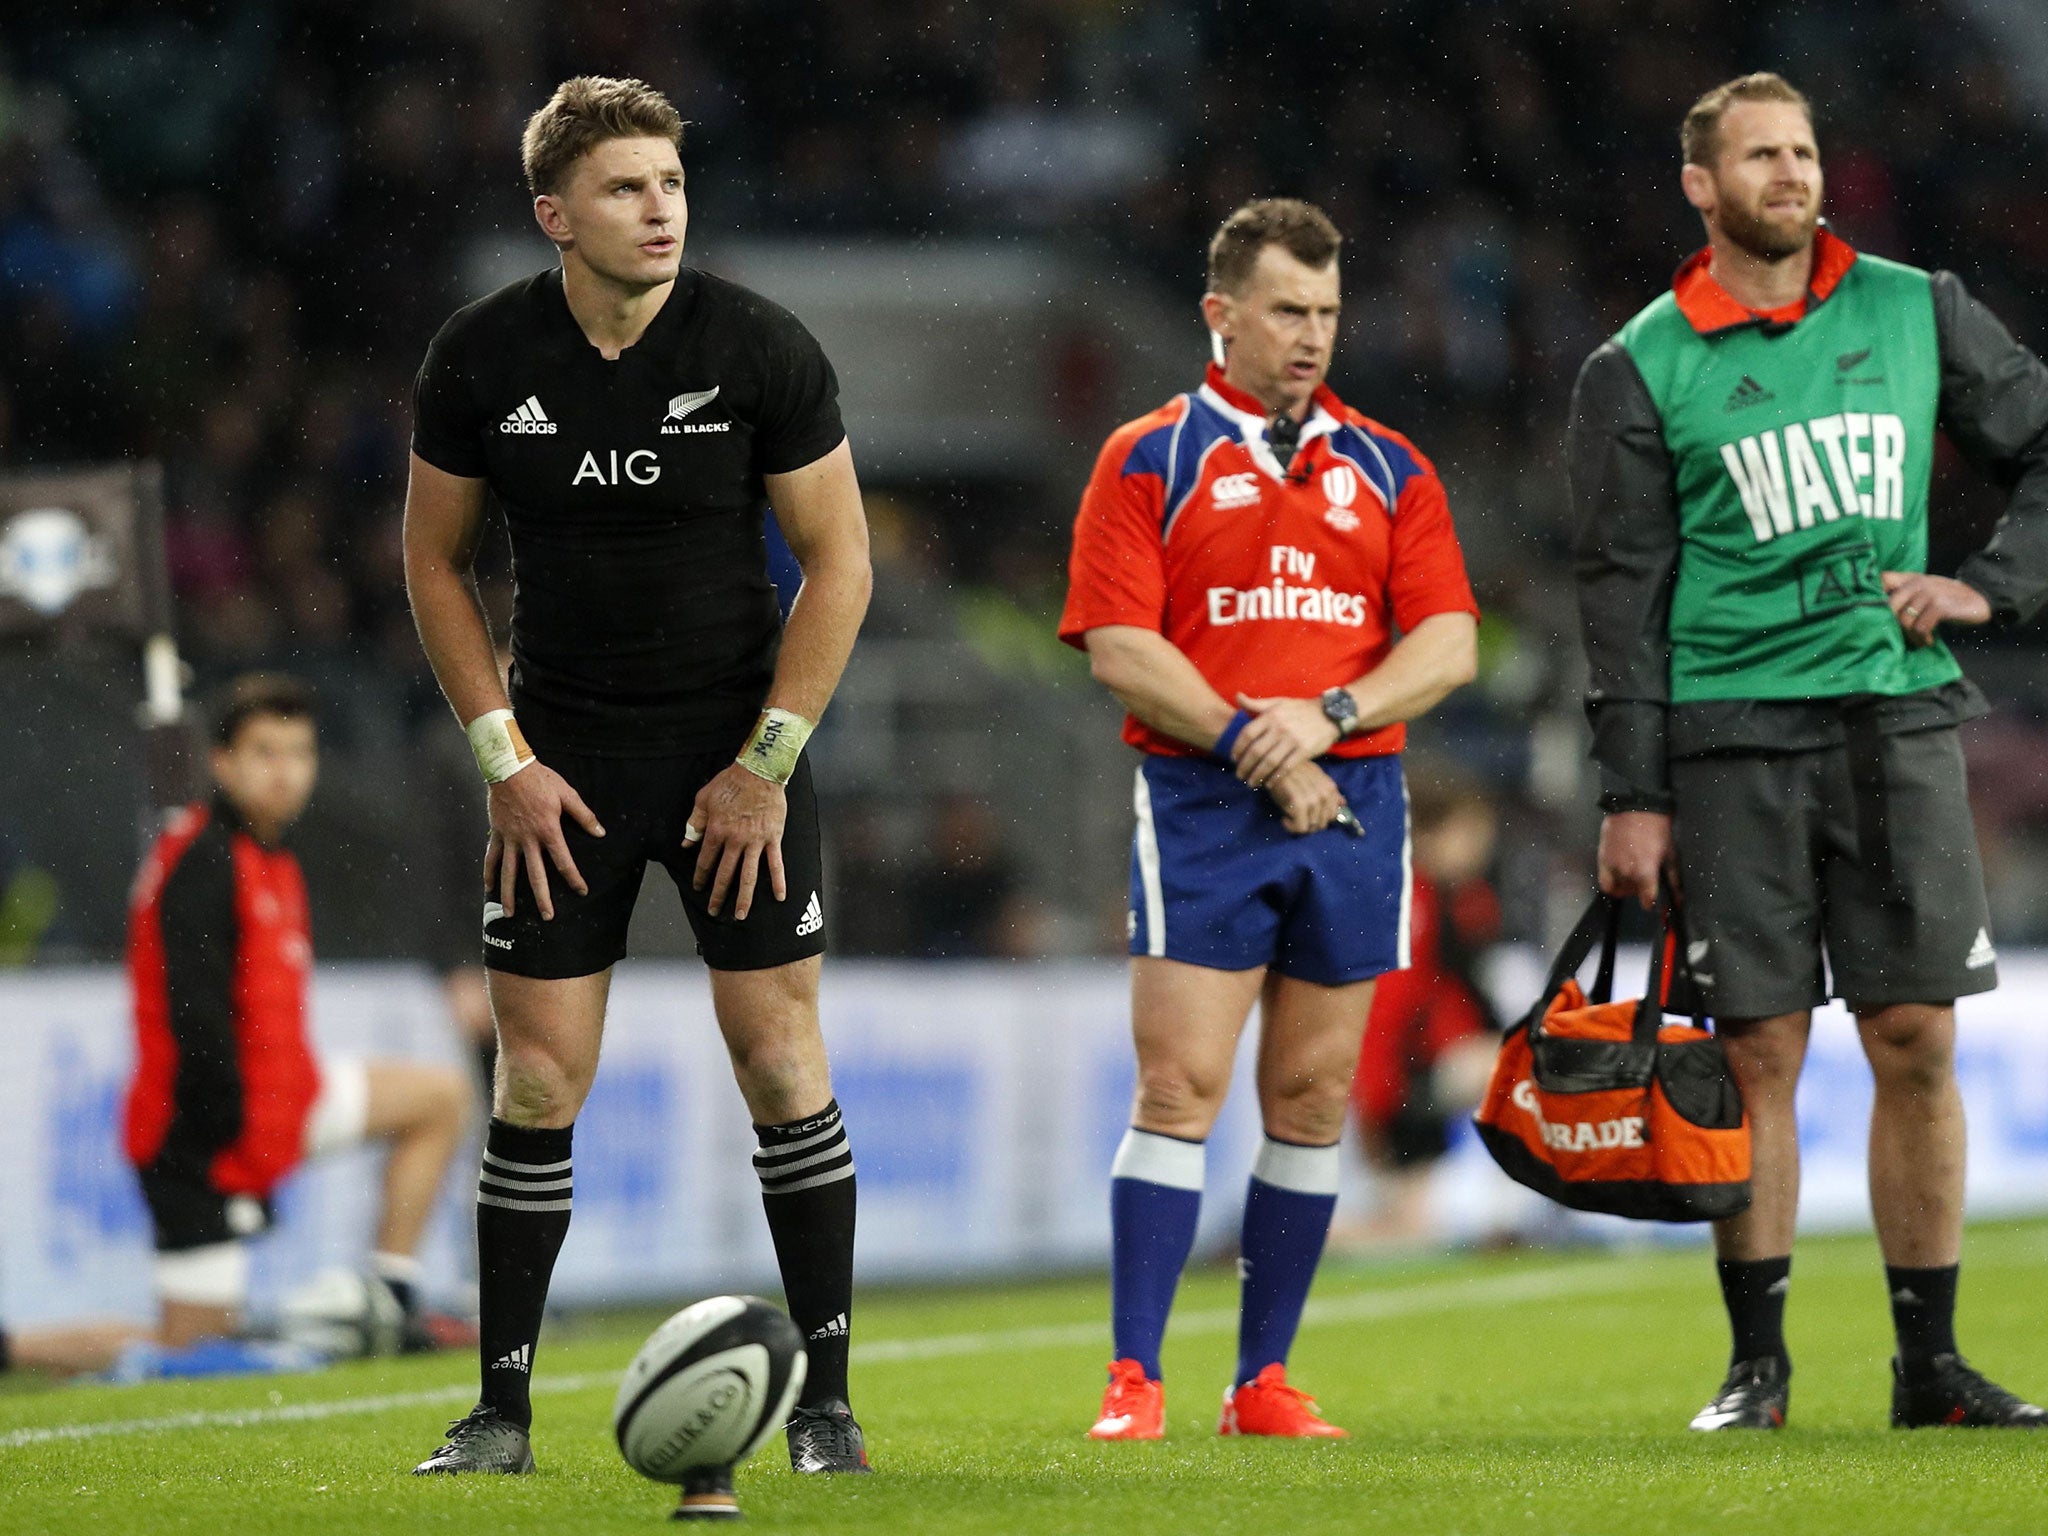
[1320,686,1360,738]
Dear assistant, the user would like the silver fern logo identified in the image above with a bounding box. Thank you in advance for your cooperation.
[665,387,721,421]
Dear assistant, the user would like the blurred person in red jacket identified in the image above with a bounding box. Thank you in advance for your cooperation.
[1345,773,1503,1246]
[124,673,470,1349]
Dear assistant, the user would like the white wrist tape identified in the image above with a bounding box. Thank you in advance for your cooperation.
[466,708,536,783]
[736,707,814,785]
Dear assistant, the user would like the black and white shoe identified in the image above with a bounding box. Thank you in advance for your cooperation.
[786,1399,872,1473]
[673,1465,741,1522]
[1688,1357,1789,1431]
[411,1404,536,1474]
[1892,1354,2048,1428]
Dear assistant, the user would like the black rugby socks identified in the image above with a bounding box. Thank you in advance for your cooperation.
[1887,1263,1961,1370]
[1717,1255,1793,1370]
[754,1099,857,1407]
[475,1119,575,1430]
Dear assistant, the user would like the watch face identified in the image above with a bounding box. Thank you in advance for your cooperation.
[1322,689,1358,730]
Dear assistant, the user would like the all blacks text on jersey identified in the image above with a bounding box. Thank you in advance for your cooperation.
[563,391,736,484]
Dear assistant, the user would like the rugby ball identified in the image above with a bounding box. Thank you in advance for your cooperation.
[277,1268,407,1360]
[613,1295,807,1482]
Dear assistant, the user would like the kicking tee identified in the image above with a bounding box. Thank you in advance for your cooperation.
[1059,364,1478,758]
[412,267,846,756]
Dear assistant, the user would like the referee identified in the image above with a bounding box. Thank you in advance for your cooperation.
[1573,73,2048,1432]
[404,78,873,1479]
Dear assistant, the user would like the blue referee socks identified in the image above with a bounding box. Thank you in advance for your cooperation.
[1236,1135,1341,1388]
[1109,1128,1206,1380]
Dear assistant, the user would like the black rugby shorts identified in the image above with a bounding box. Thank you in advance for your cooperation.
[481,747,827,978]
[1670,724,1995,1017]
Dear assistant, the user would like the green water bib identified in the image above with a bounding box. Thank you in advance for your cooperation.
[1616,254,1958,702]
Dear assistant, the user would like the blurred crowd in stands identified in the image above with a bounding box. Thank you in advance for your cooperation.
[9,0,2048,960]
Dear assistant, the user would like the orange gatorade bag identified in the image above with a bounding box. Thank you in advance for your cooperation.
[1474,893,1750,1222]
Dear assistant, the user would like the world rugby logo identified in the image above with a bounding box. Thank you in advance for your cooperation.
[1321,466,1361,532]
[0,507,118,616]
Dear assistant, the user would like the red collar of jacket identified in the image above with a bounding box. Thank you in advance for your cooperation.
[1202,362,1346,422]
[1671,225,1858,335]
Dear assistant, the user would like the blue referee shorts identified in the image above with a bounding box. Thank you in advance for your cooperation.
[1127,753,1411,986]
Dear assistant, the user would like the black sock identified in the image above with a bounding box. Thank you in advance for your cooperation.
[1717,1256,1792,1369]
[0,1325,12,1374]
[475,1119,574,1430]
[1887,1263,1960,1369]
[754,1099,856,1408]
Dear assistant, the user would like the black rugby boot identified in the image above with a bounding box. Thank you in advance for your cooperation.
[412,1404,535,1474]
[1891,1354,2048,1428]
[787,1399,872,1473]
[1689,1357,1789,1431]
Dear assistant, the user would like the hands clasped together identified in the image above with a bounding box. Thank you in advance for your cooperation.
[1228,691,1349,835]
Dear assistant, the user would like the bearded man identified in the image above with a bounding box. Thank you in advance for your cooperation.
[1571,71,2048,1432]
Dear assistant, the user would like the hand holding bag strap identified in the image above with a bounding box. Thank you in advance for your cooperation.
[1524,893,1622,1039]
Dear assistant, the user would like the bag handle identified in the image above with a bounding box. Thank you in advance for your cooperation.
[1633,882,1708,1045]
[1523,893,1622,1038]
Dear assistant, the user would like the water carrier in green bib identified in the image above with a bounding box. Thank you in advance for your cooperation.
[1615,251,1960,703]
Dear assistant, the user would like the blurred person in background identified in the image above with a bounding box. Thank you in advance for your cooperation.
[1575,73,2048,1433]
[0,1319,150,1380]
[124,674,471,1360]
[1341,771,1504,1249]
[1061,198,1479,1440]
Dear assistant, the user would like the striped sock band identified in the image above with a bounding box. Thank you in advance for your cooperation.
[752,1100,855,1195]
[478,1144,575,1213]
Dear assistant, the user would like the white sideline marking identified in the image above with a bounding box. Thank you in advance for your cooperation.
[0,1264,1624,1451]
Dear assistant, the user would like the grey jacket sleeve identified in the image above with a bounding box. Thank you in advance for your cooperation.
[1935,270,2048,625]
[1568,341,1678,814]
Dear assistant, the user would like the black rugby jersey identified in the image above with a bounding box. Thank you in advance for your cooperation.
[412,266,846,755]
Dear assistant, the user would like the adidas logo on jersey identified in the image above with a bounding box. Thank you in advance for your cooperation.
[491,1344,532,1373]
[1211,472,1261,509]
[1967,928,1997,969]
[500,396,557,434]
[796,892,824,936]
[1723,375,1775,412]
[808,1313,848,1341]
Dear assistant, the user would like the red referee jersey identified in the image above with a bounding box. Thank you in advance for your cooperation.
[1059,365,1479,757]
[124,797,319,1199]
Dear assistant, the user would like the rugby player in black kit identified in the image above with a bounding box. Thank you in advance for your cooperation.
[403,78,873,1483]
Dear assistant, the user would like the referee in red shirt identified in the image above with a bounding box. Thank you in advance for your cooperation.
[1060,200,1479,1441]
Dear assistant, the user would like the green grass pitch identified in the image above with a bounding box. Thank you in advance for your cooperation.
[5,1221,2047,1535]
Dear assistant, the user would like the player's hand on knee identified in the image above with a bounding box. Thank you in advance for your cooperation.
[688,764,789,920]
[488,763,604,921]
[1231,694,1341,787]
[1267,760,1343,835]
[1596,811,1675,910]
[1882,571,1990,648]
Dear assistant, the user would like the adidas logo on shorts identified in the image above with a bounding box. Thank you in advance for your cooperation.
[796,891,824,937]
[1967,928,1997,969]
[499,396,557,434]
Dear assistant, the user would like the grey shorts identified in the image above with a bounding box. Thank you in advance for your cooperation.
[1671,725,1997,1017]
